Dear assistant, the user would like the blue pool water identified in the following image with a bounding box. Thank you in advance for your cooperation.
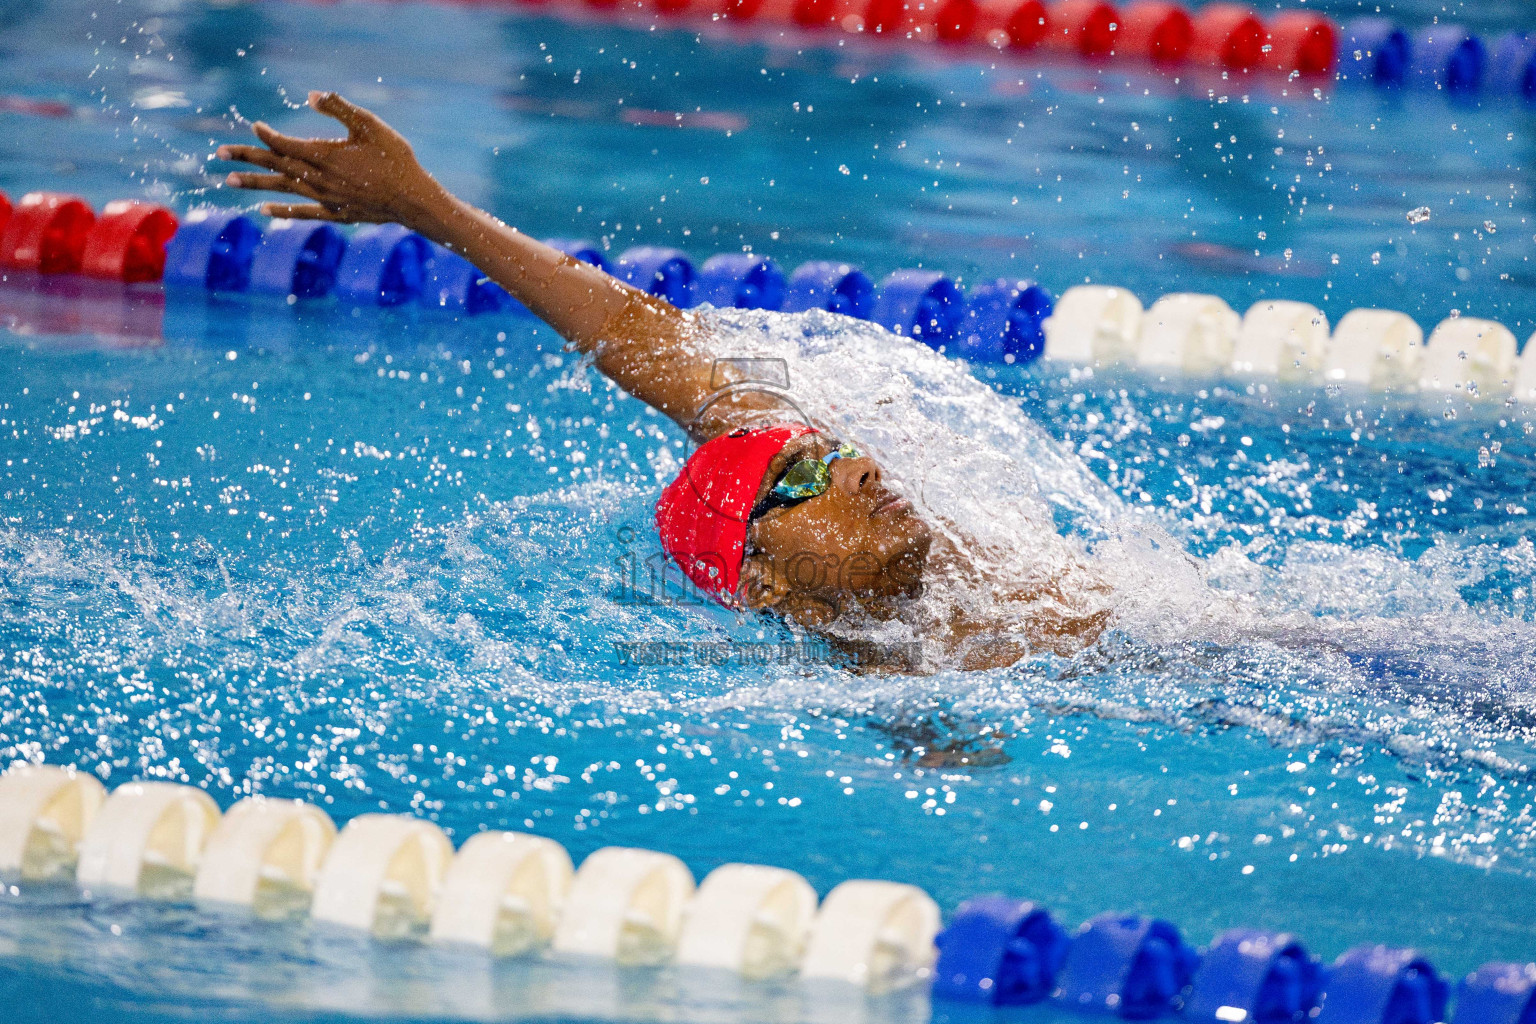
[4,0,1536,1020]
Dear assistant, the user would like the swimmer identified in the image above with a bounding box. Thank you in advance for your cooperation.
[217,91,1112,670]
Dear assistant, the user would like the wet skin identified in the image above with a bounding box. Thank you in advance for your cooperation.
[738,433,933,625]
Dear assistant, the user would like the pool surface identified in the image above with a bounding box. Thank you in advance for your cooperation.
[4,0,1536,1020]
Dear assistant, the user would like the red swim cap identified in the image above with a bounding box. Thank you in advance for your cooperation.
[655,423,817,605]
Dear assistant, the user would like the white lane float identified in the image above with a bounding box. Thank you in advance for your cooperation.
[0,764,107,881]
[675,863,819,979]
[1323,309,1424,389]
[1418,316,1518,397]
[551,846,695,966]
[800,880,940,991]
[429,831,574,956]
[1135,293,1241,374]
[1041,285,1143,364]
[1512,332,1536,401]
[310,813,454,938]
[1232,300,1329,381]
[192,797,336,916]
[76,781,222,898]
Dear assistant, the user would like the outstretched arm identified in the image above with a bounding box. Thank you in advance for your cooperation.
[218,91,774,439]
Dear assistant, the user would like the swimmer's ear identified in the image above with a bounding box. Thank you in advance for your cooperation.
[737,553,790,611]
[741,555,841,627]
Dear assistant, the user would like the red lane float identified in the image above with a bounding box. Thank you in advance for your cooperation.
[713,0,766,18]
[1118,1,1191,64]
[863,0,915,37]
[1267,11,1336,75]
[756,0,845,29]
[810,0,857,30]
[932,0,978,43]
[0,192,96,275]
[969,0,1048,50]
[755,0,806,26]
[555,0,1340,80]
[0,192,11,241]
[1188,2,1266,70]
[1042,0,1118,57]
[81,201,179,283]
[587,0,683,15]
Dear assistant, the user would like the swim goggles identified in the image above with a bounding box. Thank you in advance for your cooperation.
[750,442,861,520]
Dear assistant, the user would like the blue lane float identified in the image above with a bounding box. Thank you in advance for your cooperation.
[1185,930,1325,1024]
[333,224,431,307]
[872,269,965,350]
[544,237,611,273]
[1486,34,1536,100]
[697,253,785,310]
[955,277,1053,364]
[932,895,1069,1005]
[617,246,696,308]
[247,220,346,300]
[163,209,262,293]
[1054,914,1200,1019]
[1454,963,1536,1024]
[1339,19,1411,86]
[1409,25,1485,94]
[783,261,874,320]
[421,244,510,315]
[1315,946,1448,1024]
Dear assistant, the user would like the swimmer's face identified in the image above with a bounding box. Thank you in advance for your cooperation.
[737,434,931,622]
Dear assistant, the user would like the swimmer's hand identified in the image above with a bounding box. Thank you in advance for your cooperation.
[217,91,447,233]
[214,89,722,434]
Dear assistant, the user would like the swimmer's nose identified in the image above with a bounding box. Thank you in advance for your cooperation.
[832,454,882,496]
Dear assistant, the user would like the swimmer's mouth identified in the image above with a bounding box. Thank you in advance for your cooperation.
[872,493,910,519]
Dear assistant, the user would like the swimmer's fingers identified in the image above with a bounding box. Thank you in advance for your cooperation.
[228,93,426,229]
[309,90,382,140]
[225,171,324,200]
[216,144,317,180]
[259,201,361,223]
[251,120,338,164]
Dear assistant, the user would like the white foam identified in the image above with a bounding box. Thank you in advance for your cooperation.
[690,308,1199,662]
